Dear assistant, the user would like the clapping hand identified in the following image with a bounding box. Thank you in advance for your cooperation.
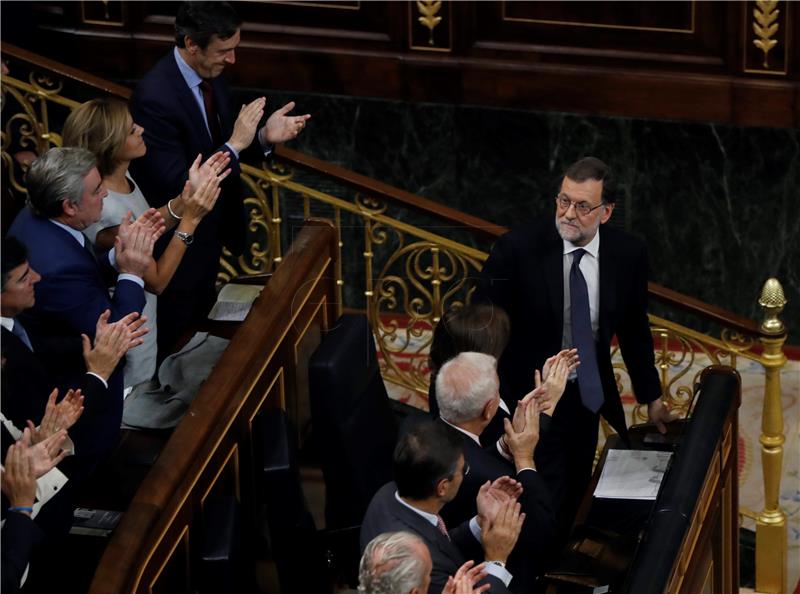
[27,388,84,445]
[179,176,222,224]
[228,97,266,153]
[188,151,231,192]
[261,101,311,144]
[17,427,68,479]
[116,210,161,277]
[476,477,522,528]
[503,397,541,469]
[481,499,525,565]
[542,348,579,381]
[82,309,149,381]
[443,561,490,594]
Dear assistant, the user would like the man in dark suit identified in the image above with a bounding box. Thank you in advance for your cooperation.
[436,352,569,592]
[476,156,673,542]
[1,236,145,463]
[7,147,157,457]
[129,1,311,358]
[361,421,525,594]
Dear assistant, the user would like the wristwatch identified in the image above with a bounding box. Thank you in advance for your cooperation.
[176,231,194,246]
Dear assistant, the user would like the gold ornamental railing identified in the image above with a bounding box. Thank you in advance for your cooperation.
[0,43,790,594]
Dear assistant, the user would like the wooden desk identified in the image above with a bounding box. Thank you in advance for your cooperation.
[547,366,741,594]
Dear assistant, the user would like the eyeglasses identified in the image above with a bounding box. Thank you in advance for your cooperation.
[555,195,606,217]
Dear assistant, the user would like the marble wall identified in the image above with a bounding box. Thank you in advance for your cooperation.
[244,88,799,343]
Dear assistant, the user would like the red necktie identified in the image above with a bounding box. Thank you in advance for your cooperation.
[199,79,222,146]
[436,515,450,540]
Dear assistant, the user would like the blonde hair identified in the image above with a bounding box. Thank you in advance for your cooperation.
[62,97,130,178]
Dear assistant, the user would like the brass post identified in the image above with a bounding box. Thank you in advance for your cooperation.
[755,278,788,594]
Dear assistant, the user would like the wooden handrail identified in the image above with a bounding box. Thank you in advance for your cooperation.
[1,41,771,340]
[2,43,132,99]
[647,282,761,336]
[90,221,338,593]
[273,145,508,241]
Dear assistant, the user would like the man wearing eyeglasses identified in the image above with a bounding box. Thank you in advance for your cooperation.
[475,156,673,549]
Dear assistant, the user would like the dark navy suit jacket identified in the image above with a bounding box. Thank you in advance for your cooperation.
[475,218,661,439]
[438,422,555,592]
[361,482,512,594]
[7,207,145,455]
[129,51,247,352]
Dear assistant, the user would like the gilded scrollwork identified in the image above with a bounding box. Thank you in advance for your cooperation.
[217,171,276,284]
[369,240,482,393]
[615,326,724,425]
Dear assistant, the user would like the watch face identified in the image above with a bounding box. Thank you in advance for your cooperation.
[178,232,194,245]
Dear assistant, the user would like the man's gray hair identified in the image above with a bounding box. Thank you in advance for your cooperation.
[436,352,499,424]
[26,147,97,219]
[359,531,428,594]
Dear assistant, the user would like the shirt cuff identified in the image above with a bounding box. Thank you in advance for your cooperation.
[118,273,145,288]
[86,372,109,389]
[224,142,240,160]
[469,516,482,542]
[485,562,513,586]
[517,467,536,473]
[496,438,513,463]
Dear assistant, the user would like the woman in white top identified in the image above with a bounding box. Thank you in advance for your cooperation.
[63,98,228,390]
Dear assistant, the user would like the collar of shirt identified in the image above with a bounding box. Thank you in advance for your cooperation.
[562,227,600,259]
[394,490,439,527]
[0,316,14,333]
[439,417,481,446]
[49,219,85,246]
[173,46,202,91]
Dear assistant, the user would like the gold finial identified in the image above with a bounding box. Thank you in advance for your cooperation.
[758,277,787,335]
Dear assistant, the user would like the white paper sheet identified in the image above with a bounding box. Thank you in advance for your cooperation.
[207,283,263,322]
[593,449,672,500]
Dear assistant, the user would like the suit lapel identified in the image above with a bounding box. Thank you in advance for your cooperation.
[165,56,215,151]
[543,225,564,335]
[391,493,465,567]
[212,77,234,138]
[598,226,616,343]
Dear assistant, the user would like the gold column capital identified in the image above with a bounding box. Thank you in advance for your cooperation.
[758,277,787,335]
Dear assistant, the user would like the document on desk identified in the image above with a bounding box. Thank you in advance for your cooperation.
[594,449,673,500]
[208,283,263,322]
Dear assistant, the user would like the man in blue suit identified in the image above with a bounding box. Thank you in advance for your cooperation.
[8,147,158,456]
[129,1,310,358]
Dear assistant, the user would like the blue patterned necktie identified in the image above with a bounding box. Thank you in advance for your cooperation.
[11,320,33,352]
[570,249,604,412]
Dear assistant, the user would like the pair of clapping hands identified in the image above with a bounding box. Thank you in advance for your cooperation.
[115,151,232,277]
[83,308,149,382]
[1,391,81,515]
[468,477,527,577]
[501,349,579,465]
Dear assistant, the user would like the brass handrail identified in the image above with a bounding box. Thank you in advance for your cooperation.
[0,42,790,594]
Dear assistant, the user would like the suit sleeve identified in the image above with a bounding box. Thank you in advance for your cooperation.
[130,89,241,208]
[31,273,144,340]
[474,234,516,315]
[515,468,556,552]
[67,373,111,455]
[2,512,43,594]
[617,242,661,404]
